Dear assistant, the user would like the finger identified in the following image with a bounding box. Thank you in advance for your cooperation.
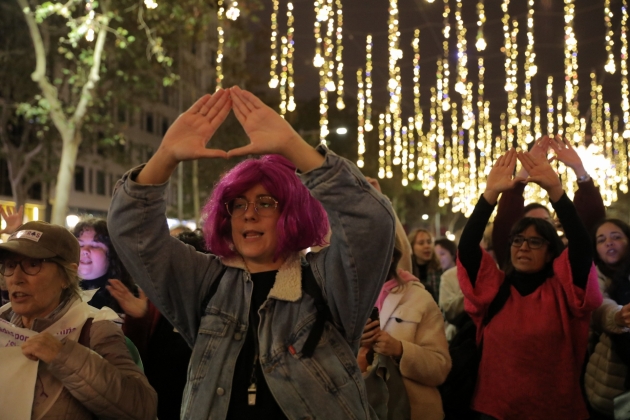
[230,86,254,115]
[204,89,231,122]
[231,89,251,122]
[196,148,229,160]
[232,86,261,111]
[138,288,147,300]
[548,156,557,164]
[199,89,226,116]
[227,144,258,158]
[517,152,534,172]
[0,206,8,220]
[188,94,212,114]
[506,149,517,170]
[17,205,23,216]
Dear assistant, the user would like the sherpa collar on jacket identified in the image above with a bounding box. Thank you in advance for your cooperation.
[220,253,304,302]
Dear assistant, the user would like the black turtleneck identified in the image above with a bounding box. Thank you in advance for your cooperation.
[459,193,592,292]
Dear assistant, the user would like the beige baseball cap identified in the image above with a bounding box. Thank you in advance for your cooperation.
[0,221,80,265]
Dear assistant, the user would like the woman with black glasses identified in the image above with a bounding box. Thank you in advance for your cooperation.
[456,149,602,420]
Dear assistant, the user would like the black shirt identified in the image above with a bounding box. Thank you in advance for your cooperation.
[226,270,287,419]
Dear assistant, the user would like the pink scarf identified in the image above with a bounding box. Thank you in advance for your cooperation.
[374,269,419,312]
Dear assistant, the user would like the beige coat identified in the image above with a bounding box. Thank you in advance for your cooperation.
[585,268,629,416]
[381,282,451,420]
[1,299,157,420]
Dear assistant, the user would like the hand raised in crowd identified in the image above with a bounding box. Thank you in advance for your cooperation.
[483,149,521,205]
[360,319,381,348]
[0,205,24,235]
[615,303,630,328]
[549,135,588,179]
[137,90,232,185]
[228,86,324,172]
[106,279,149,319]
[516,136,550,179]
[373,330,403,358]
[517,151,564,202]
[22,333,63,363]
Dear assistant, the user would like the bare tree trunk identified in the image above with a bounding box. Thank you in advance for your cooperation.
[17,0,110,225]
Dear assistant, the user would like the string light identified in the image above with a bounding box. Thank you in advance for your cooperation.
[216,0,225,87]
[412,29,423,135]
[226,1,240,20]
[454,0,467,95]
[85,0,95,41]
[476,0,486,51]
[605,0,616,73]
[365,35,374,132]
[565,0,580,141]
[388,0,403,167]
[357,68,366,168]
[378,113,385,178]
[334,0,345,109]
[144,0,158,10]
[269,0,279,88]
[279,2,296,116]
[441,0,451,111]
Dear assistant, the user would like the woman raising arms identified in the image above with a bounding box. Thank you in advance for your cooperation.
[457,149,602,420]
[108,87,396,419]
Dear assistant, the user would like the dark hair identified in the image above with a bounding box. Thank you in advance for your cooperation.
[592,218,630,278]
[434,238,457,259]
[503,217,564,275]
[73,218,135,291]
[202,154,329,261]
[523,203,551,218]
[177,229,208,253]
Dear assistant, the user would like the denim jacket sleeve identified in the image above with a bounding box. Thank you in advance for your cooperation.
[303,146,396,349]
[107,167,225,347]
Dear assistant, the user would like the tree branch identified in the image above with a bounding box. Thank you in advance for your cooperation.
[16,0,68,135]
[71,0,110,133]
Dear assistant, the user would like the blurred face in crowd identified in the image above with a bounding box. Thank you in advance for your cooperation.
[230,184,283,272]
[4,252,69,328]
[596,222,629,268]
[413,231,434,265]
[435,244,455,271]
[77,229,109,280]
[510,225,552,274]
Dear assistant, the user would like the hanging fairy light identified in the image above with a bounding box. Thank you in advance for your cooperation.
[547,76,554,135]
[565,0,580,141]
[407,117,416,182]
[357,69,366,168]
[378,113,386,179]
[334,0,345,109]
[144,0,158,9]
[441,0,451,111]
[521,0,535,144]
[605,0,616,73]
[323,0,336,93]
[365,35,374,132]
[216,0,225,88]
[387,0,403,166]
[269,0,280,88]
[622,0,630,138]
[412,29,423,134]
[313,0,325,68]
[454,0,467,96]
[476,0,486,51]
[279,2,296,116]
[226,1,240,20]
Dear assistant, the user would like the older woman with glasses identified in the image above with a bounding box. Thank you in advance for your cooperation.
[108,87,396,419]
[0,221,156,420]
[456,149,602,420]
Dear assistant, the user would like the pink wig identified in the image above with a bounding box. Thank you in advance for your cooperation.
[201,154,329,260]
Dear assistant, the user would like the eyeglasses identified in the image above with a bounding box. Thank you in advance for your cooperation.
[511,235,548,249]
[225,196,279,217]
[1,258,50,277]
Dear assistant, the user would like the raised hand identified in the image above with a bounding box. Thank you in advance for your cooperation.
[0,205,24,235]
[136,90,232,185]
[517,151,564,202]
[228,86,301,158]
[516,136,550,178]
[159,90,231,163]
[483,149,521,205]
[549,135,588,178]
[106,279,148,319]
[228,86,324,172]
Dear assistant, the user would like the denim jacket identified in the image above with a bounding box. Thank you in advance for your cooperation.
[108,147,396,419]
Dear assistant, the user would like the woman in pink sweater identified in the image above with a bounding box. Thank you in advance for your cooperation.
[457,149,602,420]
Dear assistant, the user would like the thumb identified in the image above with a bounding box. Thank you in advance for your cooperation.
[227,144,258,158]
[138,288,148,301]
[196,148,228,160]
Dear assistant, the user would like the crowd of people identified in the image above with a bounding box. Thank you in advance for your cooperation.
[0,86,628,420]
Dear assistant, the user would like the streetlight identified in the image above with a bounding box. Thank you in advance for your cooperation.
[336,127,348,135]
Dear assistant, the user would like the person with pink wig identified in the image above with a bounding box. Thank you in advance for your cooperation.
[108,87,396,419]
